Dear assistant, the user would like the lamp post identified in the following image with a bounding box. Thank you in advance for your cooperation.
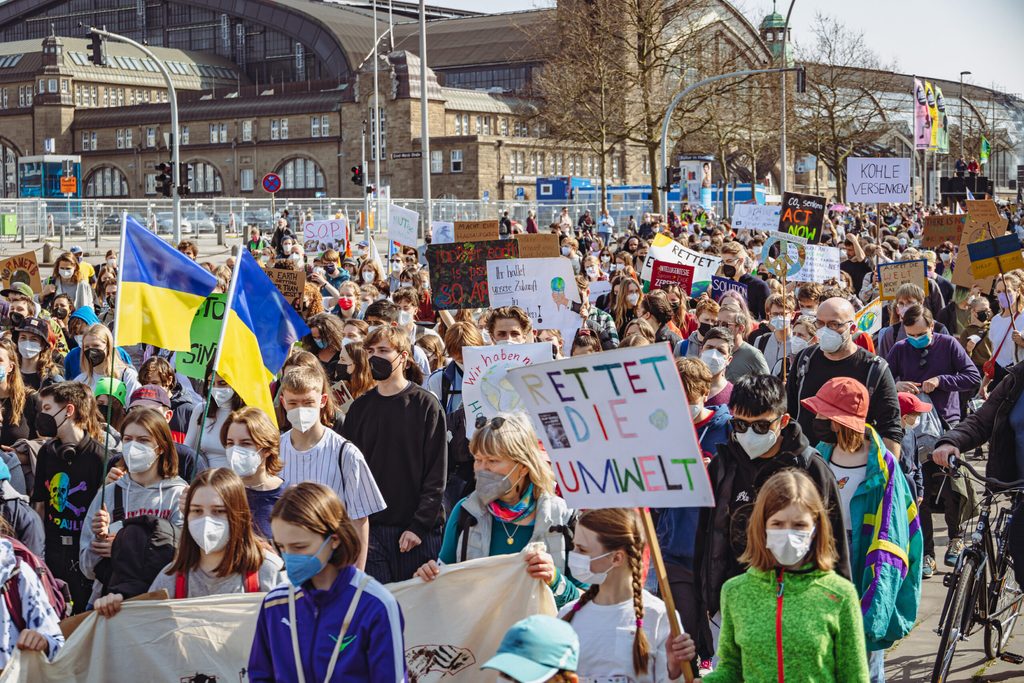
[959,70,971,158]
[778,0,796,194]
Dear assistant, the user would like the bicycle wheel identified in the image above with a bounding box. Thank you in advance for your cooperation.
[932,555,980,683]
[984,558,1023,659]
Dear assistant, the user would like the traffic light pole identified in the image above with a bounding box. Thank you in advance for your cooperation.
[88,26,182,244]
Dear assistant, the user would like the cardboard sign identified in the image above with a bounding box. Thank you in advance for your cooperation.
[845,158,912,203]
[778,191,827,244]
[454,220,500,242]
[486,257,582,343]
[731,204,780,232]
[461,343,554,437]
[650,260,695,293]
[878,259,928,301]
[178,293,228,380]
[388,204,419,246]
[920,214,965,248]
[710,275,747,302]
[426,240,519,310]
[506,344,714,509]
[0,251,42,293]
[952,201,1003,289]
[515,233,560,259]
[431,221,455,244]
[302,218,348,256]
[966,235,1024,278]
[640,234,721,295]
[791,244,841,284]
[266,267,306,301]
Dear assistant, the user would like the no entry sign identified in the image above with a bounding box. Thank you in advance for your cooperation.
[262,173,282,194]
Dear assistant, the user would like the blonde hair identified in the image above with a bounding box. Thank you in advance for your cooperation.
[835,423,865,453]
[468,412,555,496]
[80,324,129,379]
[220,407,283,476]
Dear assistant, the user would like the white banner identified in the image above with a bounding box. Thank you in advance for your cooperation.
[640,233,721,294]
[2,552,555,683]
[462,343,554,438]
[791,244,841,283]
[731,204,781,231]
[486,257,582,344]
[845,158,912,204]
[506,345,714,510]
[388,204,419,246]
[302,217,348,256]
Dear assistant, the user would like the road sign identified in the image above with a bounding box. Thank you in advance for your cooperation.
[391,151,422,160]
[59,176,77,194]
[262,173,282,194]
[483,191,490,202]
[515,187,525,200]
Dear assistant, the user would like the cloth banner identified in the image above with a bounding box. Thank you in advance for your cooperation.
[1,552,555,683]
[914,79,930,150]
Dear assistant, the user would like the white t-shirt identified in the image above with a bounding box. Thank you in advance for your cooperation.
[279,428,386,520]
[828,460,868,532]
[558,589,679,683]
[988,312,1024,368]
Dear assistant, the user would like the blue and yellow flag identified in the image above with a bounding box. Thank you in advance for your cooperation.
[217,251,309,425]
[116,215,218,351]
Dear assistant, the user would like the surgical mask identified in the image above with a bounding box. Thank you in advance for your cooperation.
[896,303,909,317]
[998,292,1013,309]
[0,366,6,383]
[907,333,930,349]
[688,403,703,420]
[700,349,727,376]
[58,268,74,279]
[188,515,229,554]
[227,446,263,477]
[561,246,571,256]
[106,258,117,268]
[700,240,711,249]
[338,297,355,311]
[801,307,817,316]
[940,252,951,263]
[314,337,328,350]
[601,256,610,264]
[362,271,375,283]
[123,440,159,474]
[766,527,815,567]
[289,253,303,264]
[369,354,397,381]
[898,238,907,248]
[282,537,331,588]
[36,409,68,438]
[817,327,847,354]
[400,281,413,289]
[769,316,788,332]
[567,550,613,585]
[735,428,778,459]
[74,334,83,347]
[475,468,523,505]
[211,387,235,407]
[626,293,640,306]
[397,310,414,327]
[286,406,321,433]
[18,340,42,359]
[586,266,598,278]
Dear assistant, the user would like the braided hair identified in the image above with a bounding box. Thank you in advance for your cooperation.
[561,508,650,676]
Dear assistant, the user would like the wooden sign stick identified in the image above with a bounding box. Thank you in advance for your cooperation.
[985,222,1021,333]
[639,507,694,682]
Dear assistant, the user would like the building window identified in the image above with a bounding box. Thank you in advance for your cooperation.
[483,117,491,135]
[320,115,329,137]
[128,90,135,106]
[144,173,156,195]
[181,126,190,145]
[475,116,483,135]
[0,89,6,109]
[530,152,539,175]
[642,157,650,175]
[219,123,228,143]
[568,155,576,175]
[187,161,224,194]
[125,128,133,147]
[451,150,463,173]
[115,129,124,149]
[311,116,320,138]
[555,154,563,174]
[90,86,97,107]
[500,117,509,136]
[276,157,325,190]
[611,156,620,178]
[241,120,253,142]
[461,114,469,135]
[431,150,443,174]
[280,118,288,140]
[60,79,68,93]
[38,80,44,94]
[209,124,218,143]
[454,114,462,136]
[84,167,129,197]
[81,131,90,151]
[146,127,156,147]
[240,168,254,191]
[271,120,279,140]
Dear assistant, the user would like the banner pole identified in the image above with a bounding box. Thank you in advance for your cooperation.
[639,507,694,682]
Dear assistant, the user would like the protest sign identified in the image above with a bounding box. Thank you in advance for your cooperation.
[0,251,42,292]
[641,233,721,295]
[515,233,560,258]
[426,240,519,310]
[731,204,780,231]
[177,293,227,380]
[966,234,1024,278]
[301,217,347,256]
[778,191,827,243]
[710,275,747,301]
[920,214,965,248]
[431,220,455,244]
[387,204,419,246]
[588,280,612,303]
[454,220,500,242]
[952,200,1002,289]
[650,260,695,293]
[266,267,306,301]
[486,257,581,343]
[760,234,807,280]
[878,259,928,301]
[461,343,553,437]
[845,158,912,203]
[855,299,883,335]
[791,244,841,283]
[506,344,714,509]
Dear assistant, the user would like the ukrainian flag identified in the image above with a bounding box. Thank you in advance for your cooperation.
[218,251,309,425]
[116,215,218,351]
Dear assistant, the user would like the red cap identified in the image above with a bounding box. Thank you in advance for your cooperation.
[800,377,869,433]
[897,392,933,416]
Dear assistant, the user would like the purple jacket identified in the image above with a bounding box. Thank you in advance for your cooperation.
[885,333,981,425]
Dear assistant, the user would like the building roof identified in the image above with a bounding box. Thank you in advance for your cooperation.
[440,87,536,116]
[393,10,552,69]
[760,11,786,29]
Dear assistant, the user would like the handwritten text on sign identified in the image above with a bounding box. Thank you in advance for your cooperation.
[426,240,519,310]
[845,158,912,204]
[731,204,781,232]
[487,257,582,343]
[388,204,419,246]
[878,259,928,301]
[178,293,227,380]
[641,234,721,293]
[921,214,965,248]
[506,345,714,509]
[0,251,42,292]
[302,218,347,256]
[778,191,826,244]
[461,342,553,438]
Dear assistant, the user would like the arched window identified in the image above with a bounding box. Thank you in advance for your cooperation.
[187,161,223,195]
[84,166,129,197]
[276,157,324,190]
[0,142,16,198]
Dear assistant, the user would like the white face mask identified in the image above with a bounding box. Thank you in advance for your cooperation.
[211,387,235,407]
[735,427,778,459]
[766,527,815,567]
[106,258,117,268]
[74,334,84,348]
[769,316,788,332]
[59,268,74,279]
[801,307,817,316]
[227,446,262,478]
[123,441,159,474]
[561,246,571,256]
[688,403,703,420]
[586,266,598,278]
[18,340,42,359]
[700,349,728,376]
[188,515,230,554]
[362,271,375,283]
[287,406,320,433]
[817,327,847,354]
[397,310,414,327]
[567,550,613,585]
[626,293,640,306]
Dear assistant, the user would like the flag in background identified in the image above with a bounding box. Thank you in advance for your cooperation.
[216,250,310,425]
[980,136,991,164]
[913,79,929,150]
[925,81,939,150]
[855,299,883,336]
[115,214,218,351]
[935,86,949,153]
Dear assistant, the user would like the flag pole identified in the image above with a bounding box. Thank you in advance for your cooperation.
[111,211,129,345]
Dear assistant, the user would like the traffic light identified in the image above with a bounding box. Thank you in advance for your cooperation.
[350,165,364,186]
[795,66,806,94]
[88,31,107,67]
[177,162,191,197]
[667,166,681,186]
[155,161,173,198]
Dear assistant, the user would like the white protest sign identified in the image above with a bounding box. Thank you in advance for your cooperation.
[302,217,348,256]
[791,244,841,283]
[431,220,455,244]
[462,342,554,437]
[487,257,582,343]
[845,158,912,204]
[506,344,714,509]
[388,204,419,246]
[640,233,721,294]
[731,204,781,231]
[588,280,612,304]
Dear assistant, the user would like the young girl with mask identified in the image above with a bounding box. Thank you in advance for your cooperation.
[560,508,694,682]
[184,373,244,470]
[92,468,283,615]
[249,482,407,681]
[987,271,1024,388]
[612,278,643,338]
[74,323,141,398]
[697,469,867,683]
[221,407,286,539]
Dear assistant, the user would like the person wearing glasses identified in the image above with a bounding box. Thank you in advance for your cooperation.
[693,374,850,661]
[716,304,769,384]
[413,412,581,609]
[885,304,980,576]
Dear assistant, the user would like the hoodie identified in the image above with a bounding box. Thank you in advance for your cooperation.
[62,307,133,378]
[0,539,64,668]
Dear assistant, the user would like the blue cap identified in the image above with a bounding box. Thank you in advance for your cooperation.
[481,615,578,683]
[0,459,10,481]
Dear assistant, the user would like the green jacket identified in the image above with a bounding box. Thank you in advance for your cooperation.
[819,425,923,650]
[703,566,868,683]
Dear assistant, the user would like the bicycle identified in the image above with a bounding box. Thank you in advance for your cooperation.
[931,456,1024,683]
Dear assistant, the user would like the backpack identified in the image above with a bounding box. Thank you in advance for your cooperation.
[97,485,180,599]
[174,570,258,598]
[792,345,889,424]
[1,538,72,629]
[455,504,578,569]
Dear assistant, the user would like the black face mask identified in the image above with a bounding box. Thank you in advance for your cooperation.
[8,312,24,327]
[325,264,337,275]
[812,418,837,444]
[975,310,990,323]
[698,322,713,337]
[53,308,69,320]
[369,354,396,381]
[721,264,737,279]
[36,409,68,438]
[336,364,352,382]
[84,347,107,368]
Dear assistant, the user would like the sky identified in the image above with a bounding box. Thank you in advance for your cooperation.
[426,0,1024,96]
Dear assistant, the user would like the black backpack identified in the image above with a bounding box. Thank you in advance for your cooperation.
[95,485,180,598]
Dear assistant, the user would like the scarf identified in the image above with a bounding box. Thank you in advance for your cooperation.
[487,483,536,523]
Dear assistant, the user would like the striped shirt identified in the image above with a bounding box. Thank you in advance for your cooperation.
[279,428,386,520]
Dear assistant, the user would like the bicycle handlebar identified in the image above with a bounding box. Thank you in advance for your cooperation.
[948,455,1024,492]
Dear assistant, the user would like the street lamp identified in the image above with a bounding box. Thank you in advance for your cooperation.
[779,0,796,194]
[959,70,971,158]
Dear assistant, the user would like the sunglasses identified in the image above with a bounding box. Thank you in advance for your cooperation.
[731,415,782,435]
[475,415,507,430]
